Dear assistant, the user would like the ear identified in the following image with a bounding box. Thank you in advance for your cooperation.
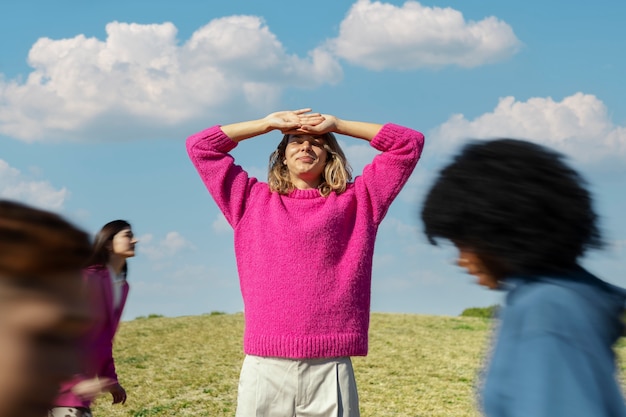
[283,160,287,165]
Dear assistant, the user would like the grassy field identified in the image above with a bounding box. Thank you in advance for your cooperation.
[92,312,626,416]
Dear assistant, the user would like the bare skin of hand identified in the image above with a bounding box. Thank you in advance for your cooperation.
[263,109,325,133]
[283,114,381,142]
[71,377,116,401]
[109,383,127,405]
[283,114,338,135]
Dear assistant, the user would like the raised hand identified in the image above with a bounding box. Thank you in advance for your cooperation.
[285,115,383,142]
[221,108,328,142]
[264,109,324,133]
[297,114,339,135]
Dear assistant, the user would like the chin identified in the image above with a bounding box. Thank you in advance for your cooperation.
[476,276,498,290]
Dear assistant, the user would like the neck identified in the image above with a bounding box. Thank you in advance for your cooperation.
[290,175,322,190]
[108,254,126,275]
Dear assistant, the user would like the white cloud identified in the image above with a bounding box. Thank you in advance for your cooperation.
[328,0,521,70]
[138,231,194,261]
[212,213,232,235]
[429,93,626,165]
[0,159,68,209]
[397,166,434,205]
[0,17,342,142]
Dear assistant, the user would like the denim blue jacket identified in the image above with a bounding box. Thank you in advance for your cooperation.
[481,268,626,417]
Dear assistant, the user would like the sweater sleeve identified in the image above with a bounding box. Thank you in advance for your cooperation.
[85,268,119,382]
[186,125,257,228]
[356,123,424,224]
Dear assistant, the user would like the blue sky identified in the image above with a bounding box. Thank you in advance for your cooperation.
[2,0,625,320]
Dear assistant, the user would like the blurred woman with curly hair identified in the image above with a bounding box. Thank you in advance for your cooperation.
[421,139,626,417]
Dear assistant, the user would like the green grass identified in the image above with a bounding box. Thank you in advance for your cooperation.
[92,313,626,416]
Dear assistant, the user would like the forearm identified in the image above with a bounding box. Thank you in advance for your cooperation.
[334,119,383,142]
[220,118,274,143]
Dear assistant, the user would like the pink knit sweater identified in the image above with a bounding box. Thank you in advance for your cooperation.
[187,123,424,358]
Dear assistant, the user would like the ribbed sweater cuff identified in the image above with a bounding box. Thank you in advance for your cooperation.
[244,333,369,359]
[187,125,238,153]
[370,123,406,151]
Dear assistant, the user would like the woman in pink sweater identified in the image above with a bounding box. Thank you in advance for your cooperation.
[50,220,136,417]
[187,109,424,416]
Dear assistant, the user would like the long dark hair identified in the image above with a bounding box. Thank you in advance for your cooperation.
[88,220,132,277]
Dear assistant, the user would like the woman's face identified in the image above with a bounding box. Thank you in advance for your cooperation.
[455,245,501,289]
[110,228,137,259]
[284,134,328,188]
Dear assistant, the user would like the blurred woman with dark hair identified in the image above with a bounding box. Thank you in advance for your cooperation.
[421,139,626,417]
[50,220,137,417]
[0,200,92,417]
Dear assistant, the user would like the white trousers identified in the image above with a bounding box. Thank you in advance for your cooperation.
[236,355,360,417]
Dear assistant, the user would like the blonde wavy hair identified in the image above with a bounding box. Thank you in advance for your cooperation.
[268,133,353,197]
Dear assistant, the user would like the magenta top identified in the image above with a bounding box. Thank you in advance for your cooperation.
[187,123,424,358]
[54,265,129,408]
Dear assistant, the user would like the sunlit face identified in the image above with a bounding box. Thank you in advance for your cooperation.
[110,227,137,259]
[0,275,90,417]
[284,134,328,189]
[455,245,501,290]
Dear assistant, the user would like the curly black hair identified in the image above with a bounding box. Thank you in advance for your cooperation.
[420,139,603,276]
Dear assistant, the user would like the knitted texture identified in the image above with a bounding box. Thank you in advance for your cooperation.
[187,124,424,358]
